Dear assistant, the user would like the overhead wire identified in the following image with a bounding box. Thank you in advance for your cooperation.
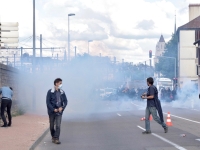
[19,36,33,48]
[19,36,32,43]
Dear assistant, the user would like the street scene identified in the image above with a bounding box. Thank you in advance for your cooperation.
[0,0,200,150]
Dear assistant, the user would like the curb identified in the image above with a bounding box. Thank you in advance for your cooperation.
[29,128,49,150]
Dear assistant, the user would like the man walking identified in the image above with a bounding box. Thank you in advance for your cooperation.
[141,77,168,134]
[46,78,68,144]
[0,87,13,127]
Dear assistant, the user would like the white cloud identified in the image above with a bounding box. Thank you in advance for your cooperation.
[0,0,197,63]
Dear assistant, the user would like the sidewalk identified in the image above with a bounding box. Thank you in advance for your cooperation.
[0,114,49,150]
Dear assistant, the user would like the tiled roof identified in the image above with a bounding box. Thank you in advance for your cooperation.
[178,15,200,30]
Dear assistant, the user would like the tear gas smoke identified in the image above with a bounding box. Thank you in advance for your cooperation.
[17,54,149,120]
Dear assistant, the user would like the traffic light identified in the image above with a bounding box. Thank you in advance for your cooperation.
[149,50,152,58]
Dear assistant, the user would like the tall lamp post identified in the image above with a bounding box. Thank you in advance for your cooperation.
[68,13,75,61]
[88,40,93,54]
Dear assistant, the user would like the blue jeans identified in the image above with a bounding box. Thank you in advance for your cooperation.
[145,107,167,131]
[49,114,62,139]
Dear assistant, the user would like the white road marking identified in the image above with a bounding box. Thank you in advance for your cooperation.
[163,112,200,124]
[117,113,121,116]
[196,139,200,141]
[191,109,199,112]
[176,107,199,112]
[131,102,140,107]
[137,126,187,150]
[132,102,200,124]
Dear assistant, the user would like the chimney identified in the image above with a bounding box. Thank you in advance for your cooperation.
[189,4,200,21]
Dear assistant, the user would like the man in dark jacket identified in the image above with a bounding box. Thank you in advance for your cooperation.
[141,77,168,134]
[46,78,68,144]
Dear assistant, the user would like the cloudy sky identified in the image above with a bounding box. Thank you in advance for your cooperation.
[0,0,200,63]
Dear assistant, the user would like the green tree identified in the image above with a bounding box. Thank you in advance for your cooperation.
[155,34,178,79]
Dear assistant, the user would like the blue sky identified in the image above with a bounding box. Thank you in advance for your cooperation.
[0,0,200,63]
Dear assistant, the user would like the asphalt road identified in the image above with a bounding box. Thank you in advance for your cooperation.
[35,100,200,150]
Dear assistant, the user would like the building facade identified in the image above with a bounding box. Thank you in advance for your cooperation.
[177,4,200,87]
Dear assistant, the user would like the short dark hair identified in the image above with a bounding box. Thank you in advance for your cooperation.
[147,77,154,85]
[54,78,62,86]
[10,87,13,90]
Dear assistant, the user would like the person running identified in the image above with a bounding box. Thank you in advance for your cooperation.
[0,86,13,127]
[46,78,68,144]
[141,77,168,134]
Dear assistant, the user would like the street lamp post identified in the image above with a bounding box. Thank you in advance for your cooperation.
[14,53,16,68]
[68,13,75,61]
[157,56,176,78]
[88,40,93,54]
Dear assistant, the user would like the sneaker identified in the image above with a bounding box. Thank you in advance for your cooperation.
[142,131,151,134]
[52,137,56,143]
[54,139,61,144]
[1,125,8,127]
[164,126,168,133]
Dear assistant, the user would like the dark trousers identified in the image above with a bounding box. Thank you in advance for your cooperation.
[145,107,167,131]
[1,99,12,126]
[49,114,62,139]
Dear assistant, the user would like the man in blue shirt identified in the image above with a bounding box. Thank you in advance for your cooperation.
[0,86,13,127]
[142,77,168,134]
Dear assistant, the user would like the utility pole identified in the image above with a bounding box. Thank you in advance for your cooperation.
[75,46,76,57]
[14,54,16,68]
[68,13,75,61]
[40,34,42,57]
[150,59,152,67]
[32,0,36,112]
[145,61,146,79]
[21,47,23,68]
[40,34,43,71]
[88,40,93,54]
[64,49,67,60]
[33,0,36,70]
[57,53,59,66]
[68,15,70,61]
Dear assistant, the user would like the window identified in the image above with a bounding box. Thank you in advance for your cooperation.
[195,30,200,41]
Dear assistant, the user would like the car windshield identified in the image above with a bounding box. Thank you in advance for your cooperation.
[158,81,172,86]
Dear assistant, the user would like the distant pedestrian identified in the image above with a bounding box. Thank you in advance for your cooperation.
[166,87,171,101]
[0,87,13,127]
[141,77,168,134]
[46,78,68,144]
